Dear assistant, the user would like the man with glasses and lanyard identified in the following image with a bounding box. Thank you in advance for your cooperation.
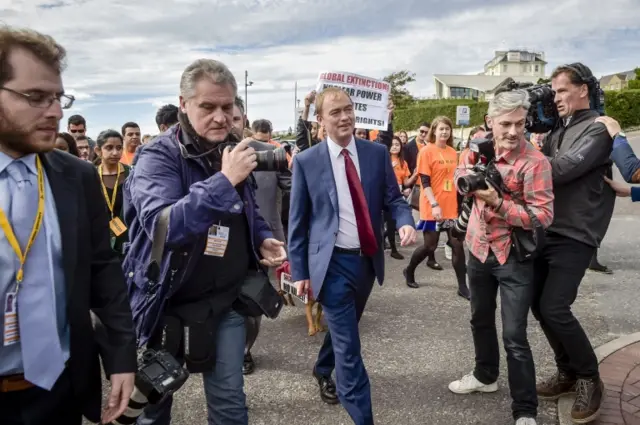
[0,26,136,425]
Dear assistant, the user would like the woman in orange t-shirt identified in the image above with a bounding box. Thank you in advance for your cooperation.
[390,136,416,190]
[402,116,469,299]
[386,136,418,260]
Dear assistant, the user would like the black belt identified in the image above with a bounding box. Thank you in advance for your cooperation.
[334,246,363,256]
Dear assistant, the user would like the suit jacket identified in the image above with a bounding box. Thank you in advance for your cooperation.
[288,138,414,297]
[250,141,292,243]
[40,150,137,423]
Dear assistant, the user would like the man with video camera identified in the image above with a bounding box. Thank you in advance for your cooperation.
[122,59,286,425]
[533,63,615,424]
[449,89,554,425]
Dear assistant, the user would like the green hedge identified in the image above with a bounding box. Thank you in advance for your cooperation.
[628,80,640,90]
[394,90,640,131]
[393,101,488,131]
[605,89,640,129]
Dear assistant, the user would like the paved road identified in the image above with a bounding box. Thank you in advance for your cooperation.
[97,133,640,425]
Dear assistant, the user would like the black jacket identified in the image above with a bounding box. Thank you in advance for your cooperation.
[404,137,425,174]
[40,150,137,422]
[542,109,616,247]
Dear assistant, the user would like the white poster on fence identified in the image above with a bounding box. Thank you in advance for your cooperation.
[308,71,391,131]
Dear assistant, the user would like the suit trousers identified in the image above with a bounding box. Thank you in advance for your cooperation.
[315,251,376,425]
[0,368,81,425]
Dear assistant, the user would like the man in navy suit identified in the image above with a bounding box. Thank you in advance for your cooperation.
[288,87,416,425]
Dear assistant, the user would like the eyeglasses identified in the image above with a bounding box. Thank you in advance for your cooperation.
[69,129,85,134]
[0,87,75,109]
[419,130,429,134]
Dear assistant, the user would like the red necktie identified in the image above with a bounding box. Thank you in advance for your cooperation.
[342,149,378,256]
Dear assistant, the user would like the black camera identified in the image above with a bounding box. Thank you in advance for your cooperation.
[452,135,504,238]
[253,142,291,172]
[499,66,605,134]
[223,136,291,172]
[496,78,558,134]
[456,136,503,195]
[108,349,189,425]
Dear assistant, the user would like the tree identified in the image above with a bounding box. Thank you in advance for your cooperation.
[537,77,551,85]
[383,70,416,108]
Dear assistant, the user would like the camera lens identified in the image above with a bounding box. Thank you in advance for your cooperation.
[254,146,290,172]
[457,174,487,195]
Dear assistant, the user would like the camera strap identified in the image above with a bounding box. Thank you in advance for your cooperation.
[145,206,172,284]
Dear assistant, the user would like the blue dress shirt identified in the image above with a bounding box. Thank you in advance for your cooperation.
[0,151,69,376]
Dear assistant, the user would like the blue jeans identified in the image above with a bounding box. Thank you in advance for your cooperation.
[136,310,248,425]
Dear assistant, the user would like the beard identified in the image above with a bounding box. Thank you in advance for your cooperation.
[0,107,58,156]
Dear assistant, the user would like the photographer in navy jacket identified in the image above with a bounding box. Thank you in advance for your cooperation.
[122,59,286,425]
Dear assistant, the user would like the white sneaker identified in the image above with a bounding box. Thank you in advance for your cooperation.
[448,373,499,394]
[515,418,536,425]
[445,244,452,260]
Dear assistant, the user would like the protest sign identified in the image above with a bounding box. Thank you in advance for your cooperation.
[308,71,391,130]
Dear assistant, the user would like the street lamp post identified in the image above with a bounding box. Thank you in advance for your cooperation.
[244,70,253,126]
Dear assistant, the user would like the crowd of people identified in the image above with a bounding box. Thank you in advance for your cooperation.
[1,24,640,425]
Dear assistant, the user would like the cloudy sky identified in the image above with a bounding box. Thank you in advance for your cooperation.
[3,0,639,137]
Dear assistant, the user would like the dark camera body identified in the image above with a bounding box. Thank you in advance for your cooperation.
[452,136,504,238]
[456,137,503,195]
[499,75,605,134]
[225,139,291,172]
[108,349,189,425]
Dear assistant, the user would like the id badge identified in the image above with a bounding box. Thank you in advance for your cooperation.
[3,292,19,346]
[204,225,230,257]
[109,217,127,236]
[443,179,453,192]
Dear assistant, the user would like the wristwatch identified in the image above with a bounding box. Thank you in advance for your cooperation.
[431,202,439,208]
[614,131,626,139]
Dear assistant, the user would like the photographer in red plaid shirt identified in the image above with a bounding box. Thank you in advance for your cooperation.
[448,89,554,425]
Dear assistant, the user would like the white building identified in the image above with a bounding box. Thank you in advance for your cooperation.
[434,49,548,100]
[483,50,547,77]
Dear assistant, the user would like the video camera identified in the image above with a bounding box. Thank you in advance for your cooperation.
[498,63,605,134]
[107,349,189,425]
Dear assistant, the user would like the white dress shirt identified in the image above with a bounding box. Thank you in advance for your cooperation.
[326,136,361,249]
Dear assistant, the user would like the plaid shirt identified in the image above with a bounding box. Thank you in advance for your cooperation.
[455,139,554,265]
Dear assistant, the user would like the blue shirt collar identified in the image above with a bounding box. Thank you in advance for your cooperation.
[0,151,37,176]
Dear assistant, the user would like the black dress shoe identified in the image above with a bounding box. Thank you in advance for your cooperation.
[426,260,443,270]
[457,286,470,301]
[243,352,255,375]
[390,250,404,260]
[403,268,419,289]
[313,369,339,405]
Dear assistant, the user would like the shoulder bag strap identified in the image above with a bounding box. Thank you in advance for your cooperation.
[146,206,172,284]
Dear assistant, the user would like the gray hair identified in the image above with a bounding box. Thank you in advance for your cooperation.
[179,59,237,99]
[234,96,245,115]
[487,89,531,118]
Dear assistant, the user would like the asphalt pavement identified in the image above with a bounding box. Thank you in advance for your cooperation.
[95,133,640,425]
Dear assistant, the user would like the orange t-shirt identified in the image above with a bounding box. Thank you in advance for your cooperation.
[120,150,135,166]
[417,144,459,221]
[391,155,410,186]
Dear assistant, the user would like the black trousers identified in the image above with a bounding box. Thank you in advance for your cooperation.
[383,210,397,251]
[0,369,82,425]
[531,232,599,379]
[468,251,537,420]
